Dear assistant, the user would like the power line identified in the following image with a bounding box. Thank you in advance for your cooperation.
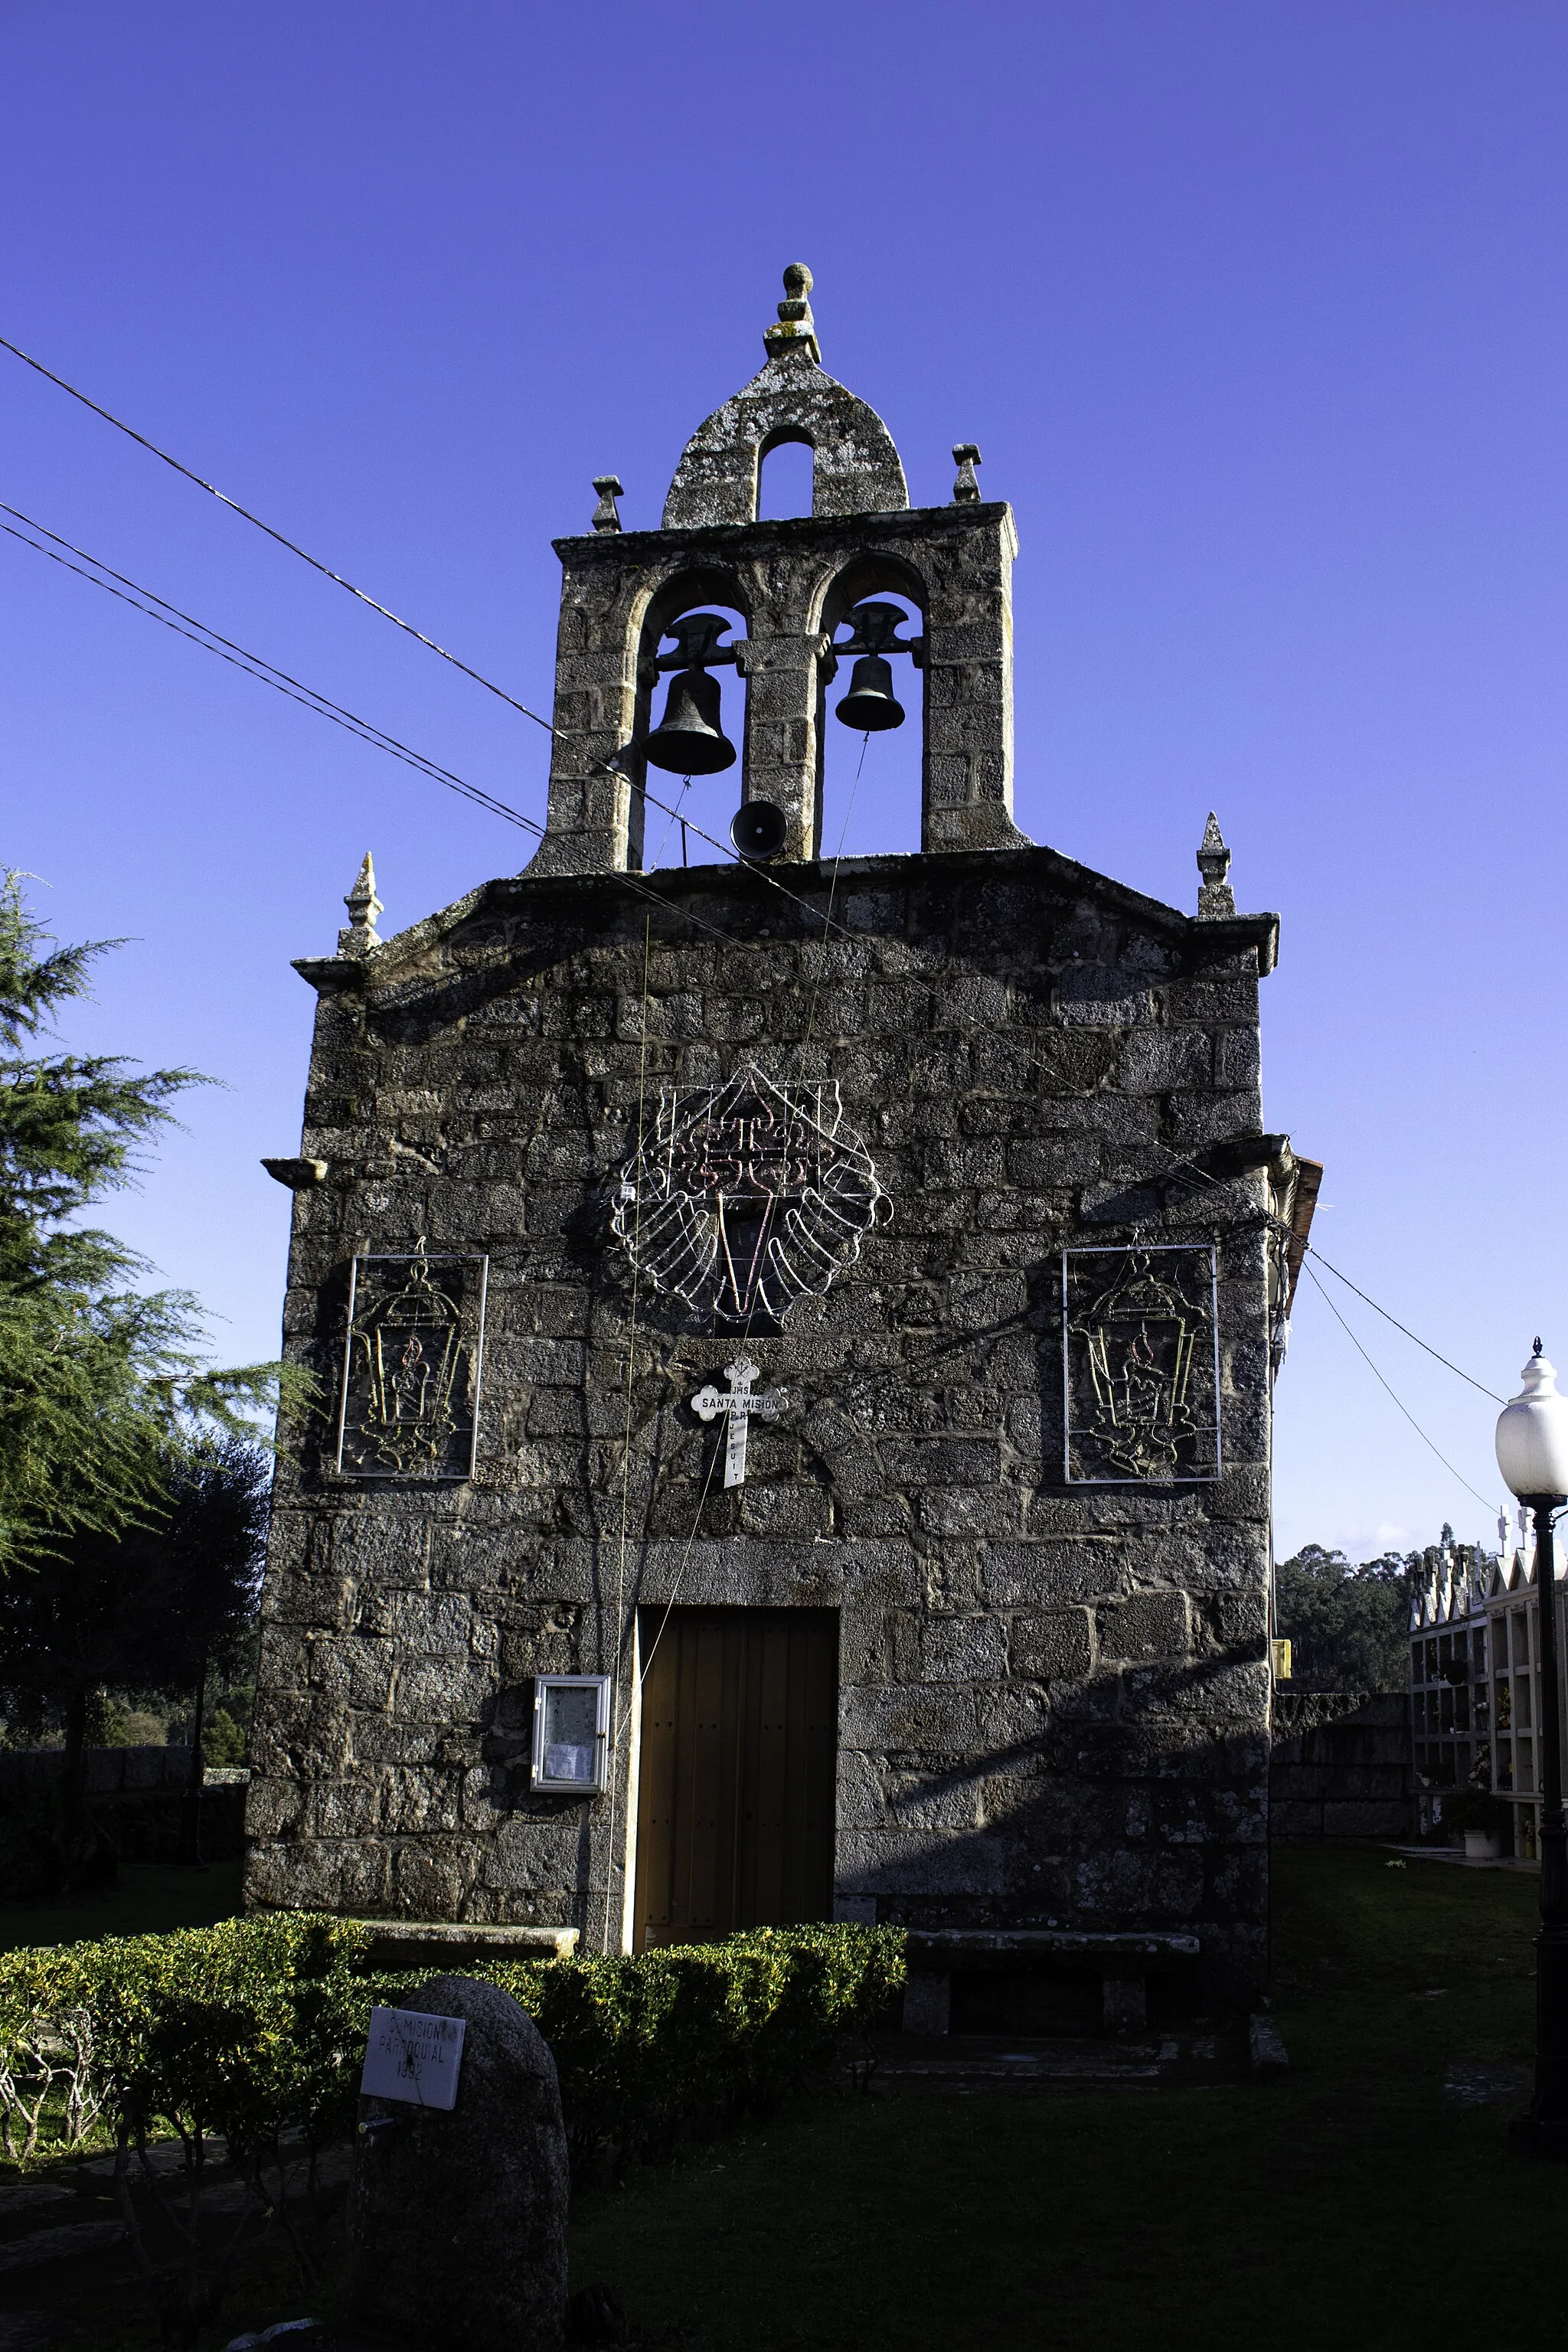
[3,520,528,832]
[0,330,558,717]
[1302,1260,1501,1516]
[0,509,761,958]
[2,502,539,836]
[1141,1135,1504,1403]
[1304,1249,1504,1404]
[0,332,851,941]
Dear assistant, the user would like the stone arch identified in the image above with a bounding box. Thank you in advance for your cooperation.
[812,549,929,637]
[662,348,909,531]
[625,565,752,862]
[756,424,815,520]
[810,554,930,859]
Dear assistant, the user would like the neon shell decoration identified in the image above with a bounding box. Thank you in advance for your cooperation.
[612,1065,881,1326]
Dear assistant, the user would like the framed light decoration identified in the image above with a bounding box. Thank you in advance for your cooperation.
[1061,1243,1222,1485]
[334,1249,488,1480]
[531,1675,612,1795]
[610,1064,882,1328]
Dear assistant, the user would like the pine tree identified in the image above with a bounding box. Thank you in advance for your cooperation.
[0,1433,270,1890]
[0,869,287,1568]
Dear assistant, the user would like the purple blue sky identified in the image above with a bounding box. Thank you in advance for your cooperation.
[5,2,1566,1560]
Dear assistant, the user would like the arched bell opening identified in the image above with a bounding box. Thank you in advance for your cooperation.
[756,426,815,521]
[812,559,927,861]
[629,571,751,874]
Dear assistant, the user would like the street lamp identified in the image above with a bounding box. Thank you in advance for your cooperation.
[1495,1341,1568,2156]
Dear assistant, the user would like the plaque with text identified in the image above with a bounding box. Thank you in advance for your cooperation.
[359,2006,466,2109]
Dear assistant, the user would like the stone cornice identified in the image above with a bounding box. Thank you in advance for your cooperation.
[289,842,1278,997]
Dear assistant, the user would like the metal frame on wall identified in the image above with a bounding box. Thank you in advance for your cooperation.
[531,1674,612,1795]
[1061,1242,1222,1485]
[333,1249,489,1480]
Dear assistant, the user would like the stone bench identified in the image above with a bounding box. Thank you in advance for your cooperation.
[901,1928,1200,2037]
[348,1921,580,1973]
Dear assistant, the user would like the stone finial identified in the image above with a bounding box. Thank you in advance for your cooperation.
[1195,812,1236,920]
[763,263,822,366]
[952,443,982,502]
[338,851,383,957]
[590,475,624,534]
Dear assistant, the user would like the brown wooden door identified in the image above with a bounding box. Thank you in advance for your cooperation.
[633,1606,839,1950]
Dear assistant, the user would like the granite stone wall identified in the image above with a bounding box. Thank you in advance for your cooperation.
[1269,1692,1413,1841]
[247,841,1281,1998]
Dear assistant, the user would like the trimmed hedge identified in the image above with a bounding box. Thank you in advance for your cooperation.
[0,1914,905,2174]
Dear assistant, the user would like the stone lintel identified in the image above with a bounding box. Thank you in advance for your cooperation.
[550,498,1019,572]
[349,1919,580,1969]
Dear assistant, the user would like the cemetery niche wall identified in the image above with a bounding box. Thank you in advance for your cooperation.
[247,267,1308,2004]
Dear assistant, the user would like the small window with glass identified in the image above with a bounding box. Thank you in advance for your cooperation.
[531,1675,611,1795]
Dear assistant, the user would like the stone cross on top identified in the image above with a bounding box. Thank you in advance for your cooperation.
[691,1356,785,1488]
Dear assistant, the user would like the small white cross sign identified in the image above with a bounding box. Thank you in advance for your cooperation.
[691,1355,785,1488]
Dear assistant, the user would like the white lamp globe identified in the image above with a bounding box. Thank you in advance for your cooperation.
[1495,1344,1568,1501]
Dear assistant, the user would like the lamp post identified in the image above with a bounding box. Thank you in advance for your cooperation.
[1495,1341,1568,2156]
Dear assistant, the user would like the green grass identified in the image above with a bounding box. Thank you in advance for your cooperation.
[0,1857,243,1954]
[567,1850,1563,2352]
[10,1849,1566,2352]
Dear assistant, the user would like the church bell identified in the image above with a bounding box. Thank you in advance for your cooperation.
[832,599,913,733]
[645,611,740,776]
[835,653,906,733]
[645,666,737,774]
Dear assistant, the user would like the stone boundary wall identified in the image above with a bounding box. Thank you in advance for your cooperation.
[0,1750,251,1868]
[0,1745,196,1795]
[1269,1691,1412,1841]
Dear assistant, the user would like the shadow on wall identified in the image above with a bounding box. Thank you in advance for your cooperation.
[1269,1693,1413,1841]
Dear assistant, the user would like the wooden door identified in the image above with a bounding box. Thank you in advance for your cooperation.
[633,1606,839,1950]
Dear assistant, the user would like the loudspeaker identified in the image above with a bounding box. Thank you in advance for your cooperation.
[730,800,789,859]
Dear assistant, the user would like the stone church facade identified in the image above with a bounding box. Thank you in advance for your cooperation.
[247,267,1310,2003]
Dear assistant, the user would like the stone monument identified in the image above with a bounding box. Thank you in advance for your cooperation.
[346,1974,567,2351]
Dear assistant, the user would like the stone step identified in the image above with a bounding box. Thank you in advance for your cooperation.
[0,2217,128,2275]
[0,2187,74,2228]
[864,2028,1244,2094]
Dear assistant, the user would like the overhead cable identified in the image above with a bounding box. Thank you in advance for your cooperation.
[0,333,850,939]
[1301,1261,1501,1516]
[2,503,537,837]
[0,510,757,956]
[0,331,557,714]
[1141,1135,1504,1403]
[1302,1249,1504,1404]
